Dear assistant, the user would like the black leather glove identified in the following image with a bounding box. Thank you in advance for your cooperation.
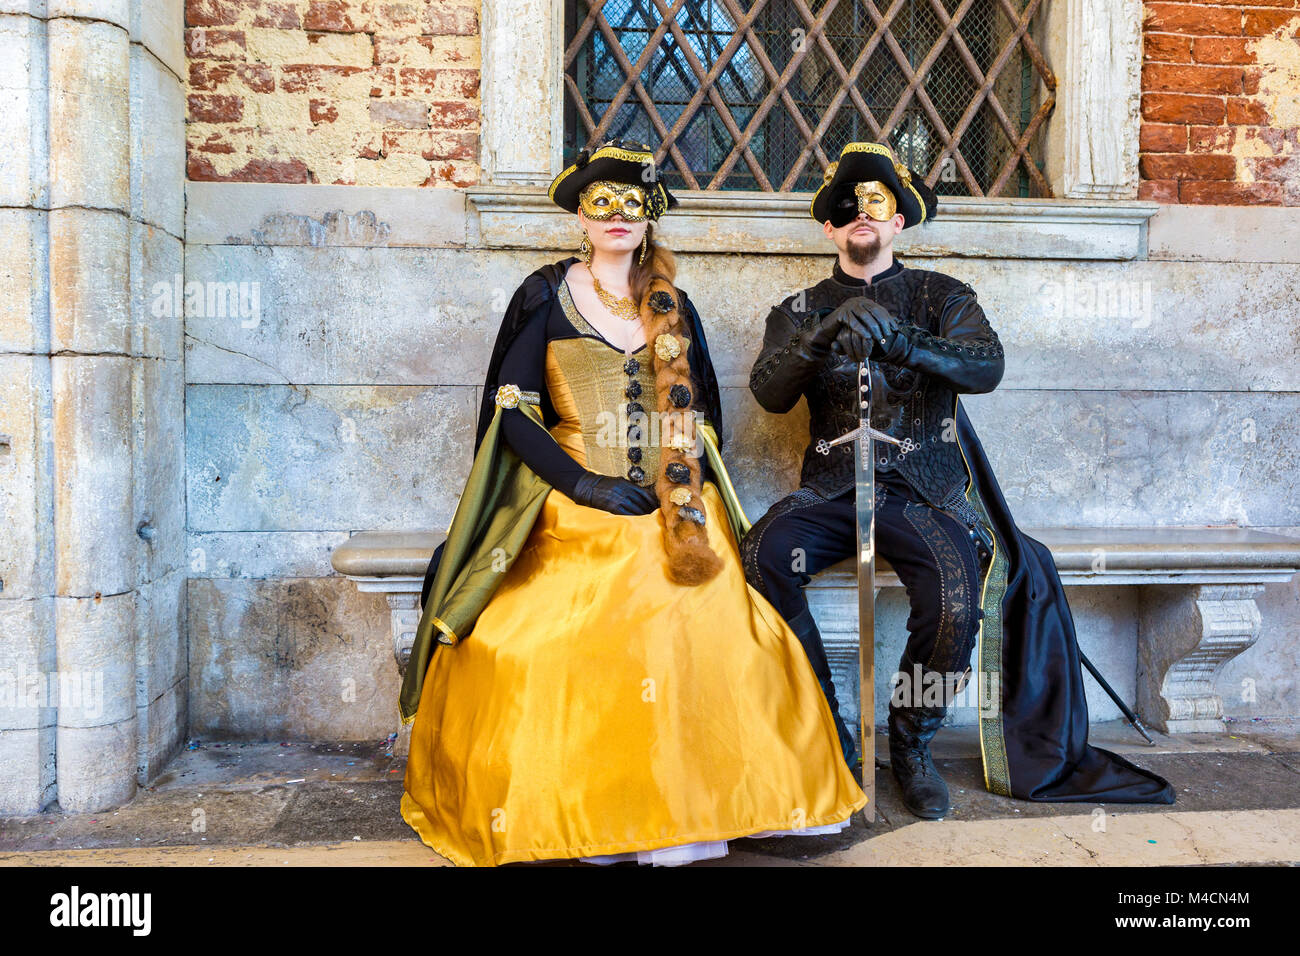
[830,297,904,364]
[570,471,659,515]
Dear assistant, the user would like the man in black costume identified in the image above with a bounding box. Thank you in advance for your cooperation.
[741,143,1173,819]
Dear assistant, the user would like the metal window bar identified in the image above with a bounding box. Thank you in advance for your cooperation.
[563,0,1056,197]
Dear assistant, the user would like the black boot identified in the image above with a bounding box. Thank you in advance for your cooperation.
[787,608,859,772]
[887,701,950,819]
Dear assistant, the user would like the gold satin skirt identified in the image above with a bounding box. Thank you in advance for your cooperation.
[401,481,868,866]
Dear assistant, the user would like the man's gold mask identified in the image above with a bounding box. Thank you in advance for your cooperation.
[853,181,897,222]
[579,181,650,222]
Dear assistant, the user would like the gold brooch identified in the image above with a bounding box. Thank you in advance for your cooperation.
[669,487,693,506]
[894,161,912,187]
[495,384,522,409]
[654,334,682,362]
[823,161,839,184]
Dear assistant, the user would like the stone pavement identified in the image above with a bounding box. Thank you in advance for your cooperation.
[2,719,1298,867]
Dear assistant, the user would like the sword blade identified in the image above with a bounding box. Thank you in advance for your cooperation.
[855,361,876,819]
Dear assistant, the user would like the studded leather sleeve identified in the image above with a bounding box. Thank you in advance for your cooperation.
[891,284,1004,395]
[749,303,837,414]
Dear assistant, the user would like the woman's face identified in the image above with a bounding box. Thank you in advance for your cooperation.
[578,181,651,257]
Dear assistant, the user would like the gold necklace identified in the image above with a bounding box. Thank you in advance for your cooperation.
[591,272,641,322]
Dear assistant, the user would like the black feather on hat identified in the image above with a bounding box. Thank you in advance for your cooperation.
[810,142,937,229]
[549,139,678,220]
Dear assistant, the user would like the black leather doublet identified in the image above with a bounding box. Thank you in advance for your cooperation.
[750,264,1004,506]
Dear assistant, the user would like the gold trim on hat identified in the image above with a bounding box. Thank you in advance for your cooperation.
[809,141,929,225]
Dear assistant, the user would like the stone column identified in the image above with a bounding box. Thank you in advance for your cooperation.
[0,0,185,814]
[478,0,563,184]
[1137,584,1265,734]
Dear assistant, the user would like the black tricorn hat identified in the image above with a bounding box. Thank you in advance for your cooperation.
[549,139,678,220]
[810,142,937,229]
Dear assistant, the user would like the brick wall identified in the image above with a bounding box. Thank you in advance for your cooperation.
[186,0,480,187]
[1141,3,1300,204]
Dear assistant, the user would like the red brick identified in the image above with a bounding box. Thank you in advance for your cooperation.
[191,130,236,154]
[1140,123,1188,152]
[188,93,244,123]
[1143,62,1242,95]
[279,64,366,93]
[1179,180,1284,204]
[1191,36,1255,65]
[1242,67,1266,96]
[428,100,479,129]
[189,61,234,91]
[1144,33,1192,62]
[310,99,339,124]
[1188,124,1236,152]
[186,0,243,28]
[188,155,312,183]
[304,0,363,31]
[1141,92,1226,124]
[1252,155,1300,182]
[1138,179,1179,203]
[1225,96,1270,124]
[420,3,478,35]
[186,28,248,60]
[422,160,479,188]
[252,3,302,29]
[397,67,479,98]
[1243,9,1300,37]
[1143,4,1242,35]
[422,131,477,162]
[1140,153,1237,180]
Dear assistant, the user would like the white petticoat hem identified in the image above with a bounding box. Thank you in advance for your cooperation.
[578,818,853,867]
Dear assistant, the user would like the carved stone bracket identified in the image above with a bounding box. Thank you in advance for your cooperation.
[386,592,420,674]
[1137,584,1265,734]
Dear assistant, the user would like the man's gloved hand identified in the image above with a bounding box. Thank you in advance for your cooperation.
[571,471,659,515]
[830,298,904,364]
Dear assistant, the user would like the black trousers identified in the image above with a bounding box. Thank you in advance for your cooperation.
[741,471,988,705]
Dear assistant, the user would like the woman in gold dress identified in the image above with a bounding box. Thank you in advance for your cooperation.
[400,140,867,866]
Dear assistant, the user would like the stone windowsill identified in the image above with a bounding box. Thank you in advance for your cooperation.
[468,188,1160,261]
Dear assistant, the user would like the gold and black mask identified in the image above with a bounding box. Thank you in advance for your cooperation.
[579,181,651,222]
[829,180,898,227]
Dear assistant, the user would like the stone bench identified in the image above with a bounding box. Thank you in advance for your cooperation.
[332,527,1300,735]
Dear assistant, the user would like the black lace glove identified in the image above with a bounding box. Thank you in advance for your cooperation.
[570,472,659,516]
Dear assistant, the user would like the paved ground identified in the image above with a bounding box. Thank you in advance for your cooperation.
[3,719,1298,867]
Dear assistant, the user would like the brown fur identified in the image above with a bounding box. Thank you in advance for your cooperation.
[637,236,722,586]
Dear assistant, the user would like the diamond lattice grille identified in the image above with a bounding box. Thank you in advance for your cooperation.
[563,0,1056,197]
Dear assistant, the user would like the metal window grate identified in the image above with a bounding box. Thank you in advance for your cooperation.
[563,0,1056,197]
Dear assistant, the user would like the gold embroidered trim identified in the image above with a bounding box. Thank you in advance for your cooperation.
[431,615,460,647]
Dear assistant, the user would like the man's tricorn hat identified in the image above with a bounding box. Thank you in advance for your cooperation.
[548,139,678,220]
[810,141,937,228]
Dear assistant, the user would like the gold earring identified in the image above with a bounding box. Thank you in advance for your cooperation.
[580,230,592,265]
[637,232,648,266]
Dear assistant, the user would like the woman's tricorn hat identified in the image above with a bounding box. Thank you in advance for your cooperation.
[810,142,937,228]
[549,139,678,220]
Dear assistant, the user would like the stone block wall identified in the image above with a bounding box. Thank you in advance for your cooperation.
[1140,2,1300,203]
[0,0,187,814]
[180,185,1300,737]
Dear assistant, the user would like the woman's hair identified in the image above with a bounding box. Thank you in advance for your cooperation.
[629,223,675,303]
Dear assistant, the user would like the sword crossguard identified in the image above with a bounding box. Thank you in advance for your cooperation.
[815,425,903,454]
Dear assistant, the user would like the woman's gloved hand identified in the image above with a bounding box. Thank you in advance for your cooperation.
[571,472,659,515]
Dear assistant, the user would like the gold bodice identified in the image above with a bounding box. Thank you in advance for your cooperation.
[546,282,661,486]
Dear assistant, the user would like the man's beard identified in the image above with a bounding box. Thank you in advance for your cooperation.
[845,229,880,265]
